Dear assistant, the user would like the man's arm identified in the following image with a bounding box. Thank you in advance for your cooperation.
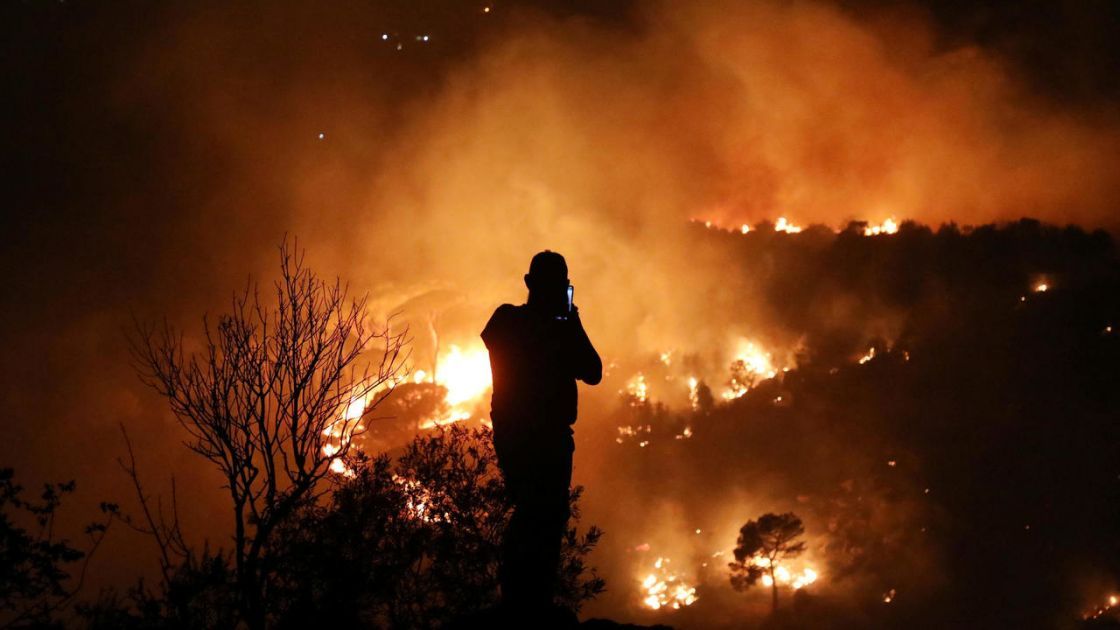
[567,309,602,385]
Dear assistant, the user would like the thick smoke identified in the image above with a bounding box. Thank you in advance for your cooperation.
[2,0,1119,625]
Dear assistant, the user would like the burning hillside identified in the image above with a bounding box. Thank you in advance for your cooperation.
[4,0,1120,627]
[321,218,1120,628]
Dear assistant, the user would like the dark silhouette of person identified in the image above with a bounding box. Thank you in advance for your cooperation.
[481,250,602,624]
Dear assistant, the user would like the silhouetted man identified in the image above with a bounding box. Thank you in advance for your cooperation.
[482,250,602,624]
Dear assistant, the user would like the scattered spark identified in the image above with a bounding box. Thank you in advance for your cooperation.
[1083,594,1120,620]
[317,132,325,140]
[1034,282,1049,293]
[883,588,897,603]
[740,224,751,234]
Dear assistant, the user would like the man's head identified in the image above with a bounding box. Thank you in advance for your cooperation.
[525,250,569,312]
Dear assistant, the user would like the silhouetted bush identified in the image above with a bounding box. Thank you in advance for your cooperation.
[81,426,604,629]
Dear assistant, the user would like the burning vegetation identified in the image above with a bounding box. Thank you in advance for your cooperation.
[5,0,1120,627]
[316,217,1120,628]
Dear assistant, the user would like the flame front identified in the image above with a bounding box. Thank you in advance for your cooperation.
[640,557,699,611]
[752,555,820,590]
[417,342,493,430]
[863,218,899,236]
[437,344,492,406]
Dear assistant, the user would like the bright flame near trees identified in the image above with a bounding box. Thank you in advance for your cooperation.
[437,344,492,406]
[863,218,899,236]
[321,389,372,477]
[625,373,650,404]
[723,339,782,400]
[752,555,820,590]
[774,217,803,234]
[416,342,493,430]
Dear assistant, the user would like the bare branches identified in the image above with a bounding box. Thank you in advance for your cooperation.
[128,237,408,628]
[115,425,189,585]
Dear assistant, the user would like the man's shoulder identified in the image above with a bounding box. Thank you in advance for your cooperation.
[482,303,525,343]
[492,303,522,316]
[489,303,524,324]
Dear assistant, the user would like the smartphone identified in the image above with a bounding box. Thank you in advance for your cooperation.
[567,285,574,313]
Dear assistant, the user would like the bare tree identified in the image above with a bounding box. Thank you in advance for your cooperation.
[130,239,408,628]
[728,512,807,613]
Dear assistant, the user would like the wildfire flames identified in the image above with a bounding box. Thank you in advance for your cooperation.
[417,343,493,430]
[723,339,782,400]
[640,557,699,611]
[435,344,492,406]
[625,373,650,404]
[752,555,820,590]
[323,343,494,472]
[862,218,900,236]
[773,217,804,234]
[321,390,372,477]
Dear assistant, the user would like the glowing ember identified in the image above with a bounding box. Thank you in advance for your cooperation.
[640,557,699,611]
[863,218,899,236]
[740,224,752,234]
[883,588,897,603]
[1034,282,1049,293]
[752,555,819,590]
[392,474,445,522]
[617,424,652,445]
[858,347,876,364]
[774,217,803,234]
[1083,594,1120,620]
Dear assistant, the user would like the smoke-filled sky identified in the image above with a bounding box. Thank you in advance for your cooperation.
[2,0,1119,624]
